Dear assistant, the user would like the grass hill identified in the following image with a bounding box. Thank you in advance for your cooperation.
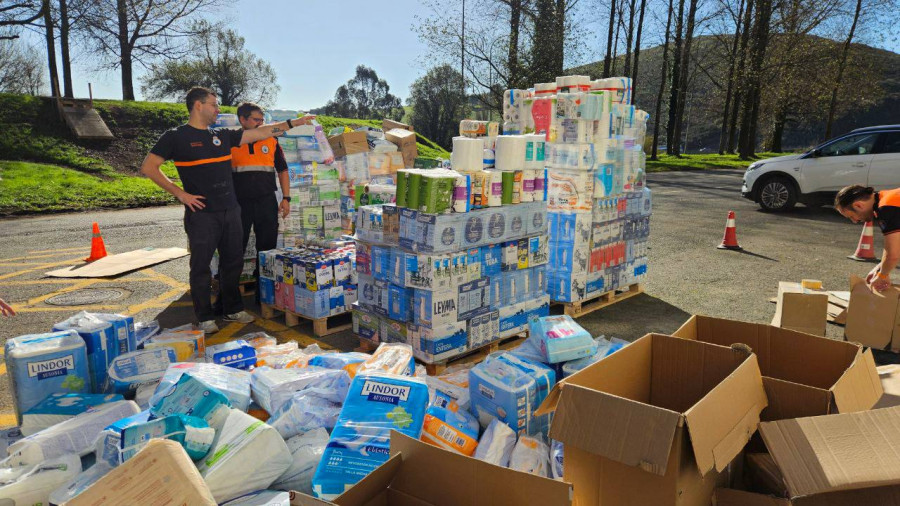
[0,94,449,215]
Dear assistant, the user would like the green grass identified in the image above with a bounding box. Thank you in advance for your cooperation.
[0,161,177,215]
[646,152,787,172]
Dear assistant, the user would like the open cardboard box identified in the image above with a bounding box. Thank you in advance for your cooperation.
[328,131,370,158]
[715,406,900,505]
[875,364,900,408]
[674,315,882,421]
[771,282,828,336]
[535,333,768,506]
[844,275,900,352]
[290,432,572,506]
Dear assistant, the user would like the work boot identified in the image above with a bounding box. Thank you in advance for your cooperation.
[224,311,254,324]
[199,320,219,334]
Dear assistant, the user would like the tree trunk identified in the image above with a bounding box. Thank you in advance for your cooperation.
[623,0,636,77]
[532,0,557,83]
[770,105,786,152]
[672,0,698,154]
[718,0,744,154]
[666,0,686,155]
[631,0,648,92]
[59,0,73,98]
[738,0,771,159]
[116,0,134,100]
[603,0,616,77]
[728,0,754,153]
[554,0,566,76]
[651,0,674,160]
[825,0,861,139]
[42,0,60,98]
[508,0,521,87]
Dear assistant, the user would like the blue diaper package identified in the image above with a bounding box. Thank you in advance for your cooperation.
[529,315,596,363]
[5,331,90,423]
[94,313,137,355]
[311,372,429,500]
[494,353,555,437]
[52,312,117,392]
[307,352,370,377]
[150,362,251,411]
[561,337,629,378]
[205,340,257,370]
[96,410,214,466]
[468,352,556,436]
[149,373,231,428]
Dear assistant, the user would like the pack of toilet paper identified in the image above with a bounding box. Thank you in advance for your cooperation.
[5,330,90,423]
[311,372,429,499]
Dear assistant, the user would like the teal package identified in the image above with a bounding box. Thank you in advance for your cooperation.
[311,373,428,500]
[150,373,231,427]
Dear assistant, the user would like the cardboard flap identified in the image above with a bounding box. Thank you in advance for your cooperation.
[291,492,339,506]
[761,378,831,421]
[714,489,792,506]
[875,365,900,408]
[831,348,883,413]
[685,354,768,475]
[388,432,572,506]
[759,406,900,497]
[334,454,403,506]
[844,276,900,349]
[548,383,681,476]
[773,282,828,336]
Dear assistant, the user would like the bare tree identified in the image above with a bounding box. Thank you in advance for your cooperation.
[602,0,616,77]
[81,0,220,101]
[824,0,862,138]
[630,0,647,91]
[651,0,674,160]
[665,0,685,154]
[0,38,44,93]
[718,0,745,154]
[0,0,42,40]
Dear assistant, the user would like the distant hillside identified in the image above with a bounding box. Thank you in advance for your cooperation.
[570,35,900,152]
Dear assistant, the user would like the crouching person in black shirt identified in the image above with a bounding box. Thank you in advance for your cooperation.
[140,86,312,333]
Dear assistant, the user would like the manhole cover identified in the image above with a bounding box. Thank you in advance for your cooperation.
[45,288,131,306]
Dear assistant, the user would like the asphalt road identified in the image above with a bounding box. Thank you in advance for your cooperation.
[0,168,881,420]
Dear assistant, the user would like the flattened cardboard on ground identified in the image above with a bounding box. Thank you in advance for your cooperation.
[673,315,882,421]
[46,247,188,278]
[328,131,369,158]
[535,333,767,506]
[289,432,572,506]
[771,282,828,336]
[65,439,216,505]
[874,364,900,408]
[757,406,900,505]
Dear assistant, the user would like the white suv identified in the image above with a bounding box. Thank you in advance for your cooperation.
[742,126,900,211]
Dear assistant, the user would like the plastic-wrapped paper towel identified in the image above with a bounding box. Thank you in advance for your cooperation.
[5,330,90,424]
[494,135,527,171]
[221,490,292,506]
[197,409,293,503]
[95,410,214,466]
[312,372,429,500]
[451,136,484,173]
[473,418,516,467]
[503,89,528,135]
[21,392,123,436]
[509,433,551,477]
[150,362,252,412]
[271,427,329,494]
[251,366,351,415]
[4,400,139,467]
[0,453,81,505]
[105,348,177,394]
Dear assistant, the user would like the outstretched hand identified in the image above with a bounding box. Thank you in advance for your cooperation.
[0,298,16,317]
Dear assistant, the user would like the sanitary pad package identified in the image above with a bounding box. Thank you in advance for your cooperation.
[311,372,429,500]
[421,403,480,456]
[355,342,415,376]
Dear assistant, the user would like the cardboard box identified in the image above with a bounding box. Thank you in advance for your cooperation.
[749,406,900,505]
[714,489,791,506]
[382,119,414,132]
[384,128,418,168]
[874,364,900,408]
[674,315,882,421]
[328,131,369,158]
[771,282,828,336]
[290,431,571,506]
[844,275,900,351]
[67,439,216,505]
[536,333,768,506]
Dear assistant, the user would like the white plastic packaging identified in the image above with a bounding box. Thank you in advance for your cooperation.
[48,461,113,505]
[0,454,81,505]
[150,362,252,411]
[271,427,329,494]
[473,418,517,467]
[250,366,350,414]
[509,433,551,477]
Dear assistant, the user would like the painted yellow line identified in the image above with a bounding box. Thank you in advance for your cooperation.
[27,246,92,254]
[207,321,247,343]
[0,414,16,427]
[22,278,102,306]
[0,250,89,263]
[0,256,86,281]
[142,269,189,290]
[124,287,186,315]
[11,305,125,313]
[0,363,6,376]
[1,279,81,286]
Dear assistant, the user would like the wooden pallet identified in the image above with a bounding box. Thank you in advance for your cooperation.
[260,303,352,337]
[558,283,644,319]
[359,333,527,375]
[238,279,256,296]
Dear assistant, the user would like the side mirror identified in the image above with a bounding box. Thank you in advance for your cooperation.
[810,149,821,157]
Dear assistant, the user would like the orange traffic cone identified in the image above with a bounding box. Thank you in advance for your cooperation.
[85,222,108,262]
[717,211,743,250]
[848,221,877,261]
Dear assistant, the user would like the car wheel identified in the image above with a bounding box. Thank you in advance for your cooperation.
[758,176,797,212]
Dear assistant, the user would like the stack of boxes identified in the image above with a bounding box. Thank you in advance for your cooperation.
[257,243,357,319]
[352,161,550,365]
[507,75,651,303]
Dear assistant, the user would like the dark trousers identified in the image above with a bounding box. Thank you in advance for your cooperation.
[240,194,279,277]
[184,207,244,321]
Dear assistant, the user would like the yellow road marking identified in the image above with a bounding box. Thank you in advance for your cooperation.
[0,256,86,281]
[0,414,16,427]
[0,250,90,263]
[0,363,6,376]
[21,278,102,307]
[207,322,247,344]
[2,279,82,286]
[27,246,92,254]
[11,305,125,313]
[142,268,189,290]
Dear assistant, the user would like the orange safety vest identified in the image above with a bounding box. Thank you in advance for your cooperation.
[230,137,278,173]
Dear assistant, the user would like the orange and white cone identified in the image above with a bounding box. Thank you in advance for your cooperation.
[848,221,877,261]
[717,211,743,250]
[85,222,108,262]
